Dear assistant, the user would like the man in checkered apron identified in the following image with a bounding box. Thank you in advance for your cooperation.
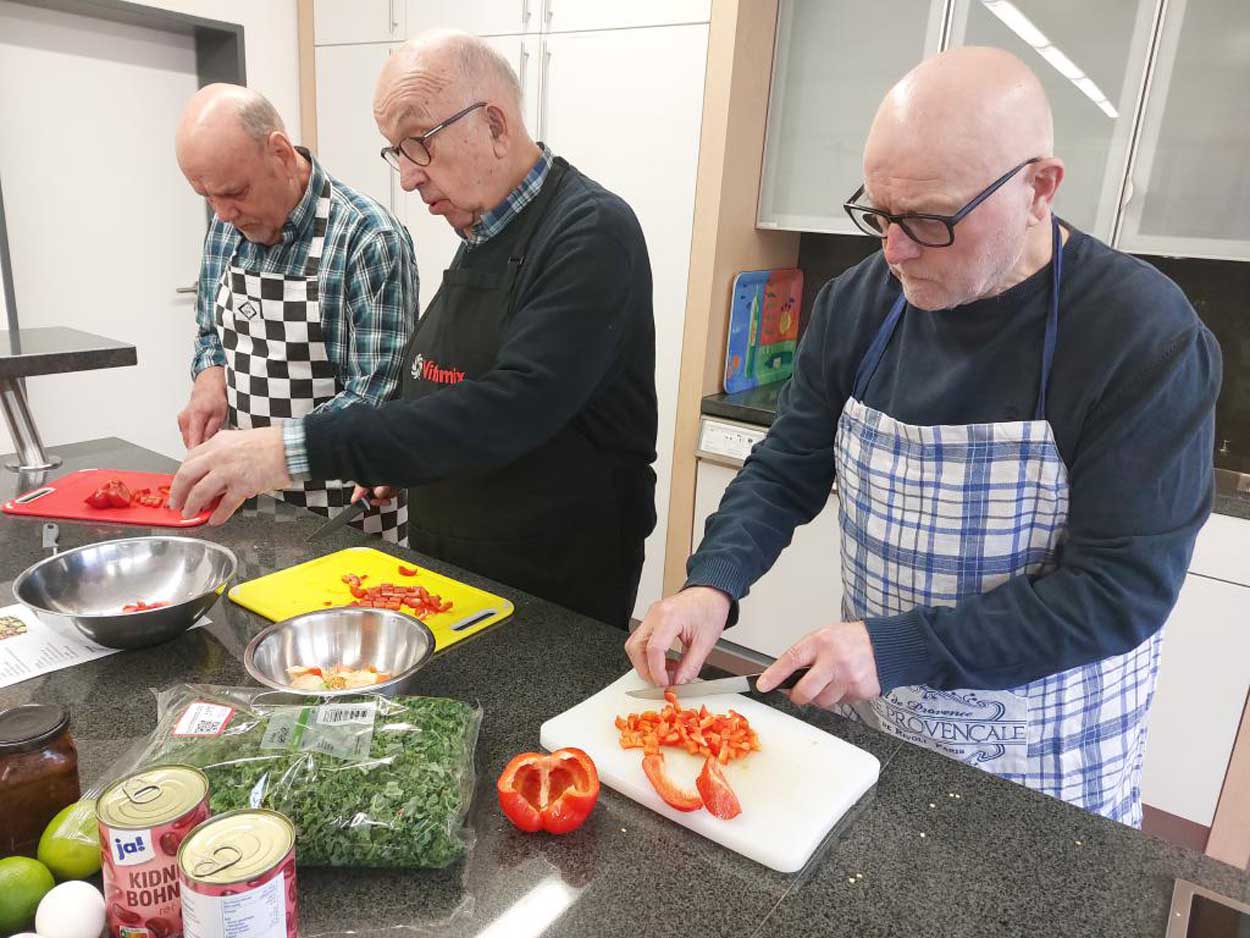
[174,84,414,543]
[628,49,1220,824]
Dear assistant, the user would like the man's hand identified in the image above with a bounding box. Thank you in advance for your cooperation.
[625,586,732,687]
[350,484,400,506]
[756,622,882,708]
[169,426,291,525]
[178,366,228,449]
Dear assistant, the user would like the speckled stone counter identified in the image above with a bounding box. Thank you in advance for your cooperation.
[2,437,1246,938]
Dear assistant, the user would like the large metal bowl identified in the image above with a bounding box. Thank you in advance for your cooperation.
[244,607,436,698]
[13,536,237,650]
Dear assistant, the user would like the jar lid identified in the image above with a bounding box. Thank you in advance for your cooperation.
[0,704,71,755]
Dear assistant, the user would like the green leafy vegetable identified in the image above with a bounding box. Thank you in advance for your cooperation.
[116,685,480,868]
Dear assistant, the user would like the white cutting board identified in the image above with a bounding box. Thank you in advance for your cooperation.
[540,672,880,873]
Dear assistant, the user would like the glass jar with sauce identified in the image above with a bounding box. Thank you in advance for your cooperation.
[0,704,81,856]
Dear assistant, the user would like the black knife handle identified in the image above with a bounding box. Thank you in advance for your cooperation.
[756,667,810,692]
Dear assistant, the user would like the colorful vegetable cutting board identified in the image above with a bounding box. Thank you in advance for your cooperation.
[228,546,514,652]
[723,268,803,393]
[541,671,880,873]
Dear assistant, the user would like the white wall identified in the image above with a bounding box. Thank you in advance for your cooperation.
[0,0,300,462]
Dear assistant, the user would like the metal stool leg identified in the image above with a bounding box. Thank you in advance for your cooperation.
[1,376,61,472]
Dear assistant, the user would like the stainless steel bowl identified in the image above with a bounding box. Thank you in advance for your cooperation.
[244,607,436,698]
[13,536,237,650]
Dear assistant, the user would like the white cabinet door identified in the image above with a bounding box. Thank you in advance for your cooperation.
[314,43,400,216]
[404,0,533,37]
[1115,0,1250,260]
[540,0,710,33]
[315,0,403,45]
[541,25,709,619]
[694,461,844,658]
[946,0,1157,242]
[758,0,945,234]
[1141,574,1250,826]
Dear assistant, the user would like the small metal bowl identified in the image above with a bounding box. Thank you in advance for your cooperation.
[13,536,237,650]
[244,607,436,698]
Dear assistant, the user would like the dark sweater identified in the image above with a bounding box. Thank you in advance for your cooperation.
[687,226,1222,694]
[303,161,658,492]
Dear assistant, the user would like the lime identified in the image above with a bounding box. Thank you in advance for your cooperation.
[0,855,55,932]
[37,799,101,880]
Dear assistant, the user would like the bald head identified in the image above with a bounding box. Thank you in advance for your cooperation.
[175,84,309,246]
[859,47,1065,311]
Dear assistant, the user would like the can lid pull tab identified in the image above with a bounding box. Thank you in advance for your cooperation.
[193,844,243,878]
[122,780,162,806]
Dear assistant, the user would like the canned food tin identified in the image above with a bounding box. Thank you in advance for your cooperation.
[97,765,211,938]
[178,809,297,938]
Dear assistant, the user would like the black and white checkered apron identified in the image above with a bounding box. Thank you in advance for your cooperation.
[213,178,408,544]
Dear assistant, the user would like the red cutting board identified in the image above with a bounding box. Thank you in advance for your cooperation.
[1,468,212,527]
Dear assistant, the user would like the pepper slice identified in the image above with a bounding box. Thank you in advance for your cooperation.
[497,748,600,834]
[696,756,741,820]
[641,753,703,812]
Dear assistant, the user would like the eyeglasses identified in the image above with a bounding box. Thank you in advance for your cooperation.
[843,157,1042,247]
[379,101,487,170]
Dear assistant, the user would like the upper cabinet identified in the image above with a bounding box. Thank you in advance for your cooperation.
[404,0,535,37]
[759,0,1250,261]
[1115,0,1250,260]
[757,0,946,234]
[315,0,405,45]
[947,0,1157,243]
[540,0,711,33]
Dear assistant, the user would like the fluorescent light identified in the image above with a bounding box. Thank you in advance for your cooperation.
[474,877,578,938]
[978,0,1119,120]
[982,1,1049,48]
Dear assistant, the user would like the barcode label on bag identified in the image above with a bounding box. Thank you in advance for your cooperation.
[315,703,376,726]
[173,702,235,737]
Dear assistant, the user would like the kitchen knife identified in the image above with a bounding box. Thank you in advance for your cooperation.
[306,497,368,542]
[626,668,811,700]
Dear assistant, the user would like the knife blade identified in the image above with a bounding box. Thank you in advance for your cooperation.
[306,497,368,542]
[625,668,810,700]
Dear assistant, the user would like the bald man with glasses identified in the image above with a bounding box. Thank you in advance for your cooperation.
[628,47,1220,826]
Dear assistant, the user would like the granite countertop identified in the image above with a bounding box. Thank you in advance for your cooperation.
[701,386,1250,522]
[0,327,136,380]
[2,437,1247,938]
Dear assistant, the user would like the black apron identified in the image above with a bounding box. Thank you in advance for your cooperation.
[400,159,652,627]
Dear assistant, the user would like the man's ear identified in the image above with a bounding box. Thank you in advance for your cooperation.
[486,105,509,158]
[1030,157,1065,220]
[269,131,299,170]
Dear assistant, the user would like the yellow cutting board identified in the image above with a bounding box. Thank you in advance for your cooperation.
[228,546,514,652]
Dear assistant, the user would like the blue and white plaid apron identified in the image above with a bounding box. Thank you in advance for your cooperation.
[834,219,1162,825]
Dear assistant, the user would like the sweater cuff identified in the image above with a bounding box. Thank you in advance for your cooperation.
[683,556,750,628]
[864,608,932,694]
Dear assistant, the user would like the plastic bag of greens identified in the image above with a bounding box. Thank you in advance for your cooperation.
[104,684,481,868]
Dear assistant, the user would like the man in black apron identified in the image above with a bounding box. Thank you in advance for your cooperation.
[172,37,658,628]
[175,84,416,544]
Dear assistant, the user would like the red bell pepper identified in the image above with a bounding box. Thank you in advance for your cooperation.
[497,748,600,834]
[696,756,741,820]
[641,753,703,812]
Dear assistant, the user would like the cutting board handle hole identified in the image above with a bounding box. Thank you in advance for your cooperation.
[451,609,495,632]
[15,487,53,504]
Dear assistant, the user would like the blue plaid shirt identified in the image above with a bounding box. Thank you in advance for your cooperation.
[194,149,417,419]
[284,145,552,479]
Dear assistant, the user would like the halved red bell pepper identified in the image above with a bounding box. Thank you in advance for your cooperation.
[696,756,741,820]
[641,753,703,812]
[497,748,599,834]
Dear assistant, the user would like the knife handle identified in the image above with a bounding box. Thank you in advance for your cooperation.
[759,667,810,692]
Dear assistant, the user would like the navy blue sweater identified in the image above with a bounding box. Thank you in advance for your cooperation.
[687,226,1221,694]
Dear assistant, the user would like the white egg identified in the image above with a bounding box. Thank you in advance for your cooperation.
[35,880,106,938]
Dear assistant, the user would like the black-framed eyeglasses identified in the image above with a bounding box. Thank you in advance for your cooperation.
[380,101,487,170]
[843,157,1042,247]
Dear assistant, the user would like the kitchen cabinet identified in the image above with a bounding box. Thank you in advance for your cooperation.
[946,0,1157,242]
[757,0,946,234]
[540,24,709,618]
[540,0,711,33]
[314,0,404,45]
[313,42,402,218]
[1140,572,1250,827]
[403,0,534,37]
[693,455,843,659]
[1114,0,1250,260]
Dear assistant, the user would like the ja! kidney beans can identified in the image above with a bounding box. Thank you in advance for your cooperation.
[177,808,298,938]
[96,764,211,938]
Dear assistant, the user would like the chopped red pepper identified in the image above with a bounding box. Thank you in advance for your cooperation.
[122,600,169,613]
[397,565,419,577]
[641,753,703,812]
[84,478,133,510]
[497,748,599,834]
[696,756,741,820]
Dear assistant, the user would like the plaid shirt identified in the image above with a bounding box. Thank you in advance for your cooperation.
[284,145,552,479]
[193,148,417,419]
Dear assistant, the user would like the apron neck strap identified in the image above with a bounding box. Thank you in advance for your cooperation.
[851,214,1065,419]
